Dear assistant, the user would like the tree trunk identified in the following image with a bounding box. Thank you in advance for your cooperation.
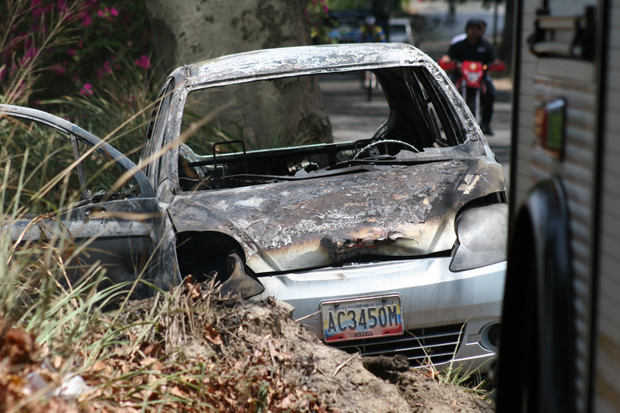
[145,0,332,146]
[499,0,514,72]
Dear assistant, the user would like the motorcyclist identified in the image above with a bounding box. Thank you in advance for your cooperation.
[441,19,500,135]
[357,15,386,91]
[357,15,387,44]
[450,19,487,45]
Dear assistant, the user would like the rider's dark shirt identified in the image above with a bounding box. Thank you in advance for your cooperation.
[447,38,498,65]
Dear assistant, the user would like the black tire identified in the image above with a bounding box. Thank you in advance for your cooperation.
[496,179,575,413]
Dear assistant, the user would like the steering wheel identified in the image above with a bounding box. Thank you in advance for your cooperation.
[353,139,420,160]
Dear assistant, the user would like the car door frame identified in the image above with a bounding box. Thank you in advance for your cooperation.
[1,104,171,297]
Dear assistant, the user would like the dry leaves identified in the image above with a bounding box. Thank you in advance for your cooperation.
[0,319,37,365]
[0,277,341,413]
[0,320,78,413]
[203,325,222,346]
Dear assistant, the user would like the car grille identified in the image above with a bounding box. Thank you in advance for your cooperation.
[328,323,464,367]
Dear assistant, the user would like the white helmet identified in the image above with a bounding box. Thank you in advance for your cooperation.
[365,15,376,25]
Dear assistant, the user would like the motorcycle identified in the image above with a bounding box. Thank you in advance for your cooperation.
[438,60,506,124]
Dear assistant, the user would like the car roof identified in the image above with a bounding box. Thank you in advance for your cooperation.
[177,43,434,89]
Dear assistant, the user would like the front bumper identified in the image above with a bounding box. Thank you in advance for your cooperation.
[254,257,505,372]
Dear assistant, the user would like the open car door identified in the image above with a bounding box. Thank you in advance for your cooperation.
[0,104,175,297]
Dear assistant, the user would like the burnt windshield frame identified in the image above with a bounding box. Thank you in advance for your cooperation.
[405,67,466,146]
[143,77,174,187]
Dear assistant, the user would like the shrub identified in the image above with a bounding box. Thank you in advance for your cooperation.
[0,0,153,103]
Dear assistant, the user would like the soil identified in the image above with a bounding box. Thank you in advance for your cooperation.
[144,279,496,413]
[0,279,496,413]
[223,298,495,413]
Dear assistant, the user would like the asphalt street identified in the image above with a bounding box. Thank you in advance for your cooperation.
[321,0,512,180]
[409,0,512,179]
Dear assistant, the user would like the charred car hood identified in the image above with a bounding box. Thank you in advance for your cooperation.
[168,158,505,273]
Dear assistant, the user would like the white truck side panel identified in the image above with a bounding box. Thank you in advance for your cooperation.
[514,0,599,410]
[593,0,620,409]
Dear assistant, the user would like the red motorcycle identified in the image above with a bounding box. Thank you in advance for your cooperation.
[438,60,506,124]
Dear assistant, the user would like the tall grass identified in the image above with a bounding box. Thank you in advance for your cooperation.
[0,0,165,408]
[45,52,163,165]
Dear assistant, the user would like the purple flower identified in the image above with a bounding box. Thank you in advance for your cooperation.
[56,0,69,13]
[134,54,150,69]
[96,61,113,79]
[98,7,117,19]
[51,64,66,75]
[82,15,92,27]
[66,48,76,57]
[20,46,39,65]
[80,83,93,95]
[24,46,38,59]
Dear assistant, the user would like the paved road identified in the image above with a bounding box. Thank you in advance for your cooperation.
[409,0,506,61]
[322,0,512,179]
[321,75,390,143]
[410,0,512,179]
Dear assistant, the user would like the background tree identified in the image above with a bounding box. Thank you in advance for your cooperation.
[481,0,513,70]
[145,0,332,146]
[498,0,514,70]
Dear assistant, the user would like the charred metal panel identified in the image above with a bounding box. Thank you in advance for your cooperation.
[187,43,429,88]
[7,198,161,294]
[168,158,505,273]
[7,198,158,241]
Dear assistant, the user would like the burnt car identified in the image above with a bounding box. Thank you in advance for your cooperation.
[3,43,507,370]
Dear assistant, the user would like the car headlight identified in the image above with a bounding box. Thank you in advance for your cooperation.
[449,203,508,272]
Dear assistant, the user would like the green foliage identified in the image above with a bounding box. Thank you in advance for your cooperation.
[306,0,336,44]
[326,0,408,12]
[0,0,153,102]
[46,52,164,162]
[1,118,78,214]
[327,0,369,10]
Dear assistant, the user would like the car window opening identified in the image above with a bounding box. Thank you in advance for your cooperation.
[177,68,468,192]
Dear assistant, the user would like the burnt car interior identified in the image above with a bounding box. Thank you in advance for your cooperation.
[177,67,470,192]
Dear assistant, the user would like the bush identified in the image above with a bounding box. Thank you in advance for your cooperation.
[0,0,153,104]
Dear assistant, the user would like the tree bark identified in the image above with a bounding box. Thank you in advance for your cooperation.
[145,0,332,146]
[499,0,514,72]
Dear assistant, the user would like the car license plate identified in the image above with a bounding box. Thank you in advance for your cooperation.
[321,294,403,343]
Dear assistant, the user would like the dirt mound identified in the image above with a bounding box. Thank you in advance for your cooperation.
[396,372,494,413]
[146,278,494,412]
[0,279,494,412]
[217,298,411,412]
